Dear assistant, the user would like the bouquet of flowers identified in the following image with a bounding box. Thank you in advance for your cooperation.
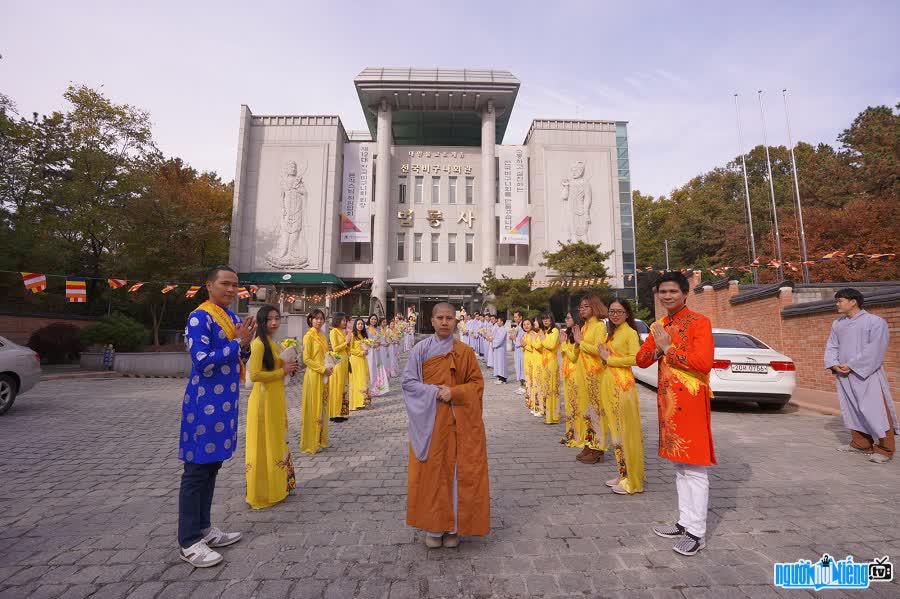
[280,338,301,387]
[323,351,342,385]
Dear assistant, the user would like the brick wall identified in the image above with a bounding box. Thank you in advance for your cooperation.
[681,283,899,399]
[0,315,96,346]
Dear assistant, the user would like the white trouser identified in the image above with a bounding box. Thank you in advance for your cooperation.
[674,463,709,539]
[426,464,458,537]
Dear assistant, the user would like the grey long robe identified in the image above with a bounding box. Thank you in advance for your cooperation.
[824,310,899,439]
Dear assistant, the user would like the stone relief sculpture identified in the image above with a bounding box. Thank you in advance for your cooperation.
[560,161,592,239]
[265,160,310,269]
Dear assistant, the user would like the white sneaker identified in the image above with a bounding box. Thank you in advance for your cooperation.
[202,526,242,548]
[179,540,223,568]
[515,388,526,395]
[869,454,891,464]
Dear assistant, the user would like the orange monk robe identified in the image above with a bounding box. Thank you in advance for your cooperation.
[402,337,490,536]
[635,306,717,466]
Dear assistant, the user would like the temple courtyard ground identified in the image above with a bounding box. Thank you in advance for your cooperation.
[1,362,898,598]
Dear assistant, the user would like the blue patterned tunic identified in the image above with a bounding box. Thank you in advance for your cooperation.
[179,307,250,464]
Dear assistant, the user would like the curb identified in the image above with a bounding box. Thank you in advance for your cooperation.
[789,398,841,416]
[41,372,123,381]
[121,374,188,379]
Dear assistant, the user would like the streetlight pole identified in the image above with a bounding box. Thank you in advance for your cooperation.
[782,89,810,283]
[734,94,758,283]
[664,239,670,271]
[757,90,784,280]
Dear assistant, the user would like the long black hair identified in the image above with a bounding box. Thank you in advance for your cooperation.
[607,298,637,342]
[540,311,557,334]
[353,317,368,340]
[563,311,579,345]
[255,304,280,371]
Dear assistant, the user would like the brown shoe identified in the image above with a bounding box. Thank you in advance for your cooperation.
[576,447,591,459]
[577,449,605,464]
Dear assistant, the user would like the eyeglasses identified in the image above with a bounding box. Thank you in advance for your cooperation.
[608,310,627,316]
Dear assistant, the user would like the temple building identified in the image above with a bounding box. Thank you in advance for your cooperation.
[229,67,636,320]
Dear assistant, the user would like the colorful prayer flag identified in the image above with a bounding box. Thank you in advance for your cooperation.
[107,278,127,289]
[750,256,760,267]
[184,286,201,298]
[21,272,47,293]
[65,277,87,303]
[161,284,178,294]
[237,287,250,299]
[819,251,845,261]
[249,285,259,294]
[128,282,145,293]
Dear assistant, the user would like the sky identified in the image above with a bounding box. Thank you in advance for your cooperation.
[3,0,898,198]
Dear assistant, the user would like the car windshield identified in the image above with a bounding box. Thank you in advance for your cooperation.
[713,333,769,350]
[633,320,650,335]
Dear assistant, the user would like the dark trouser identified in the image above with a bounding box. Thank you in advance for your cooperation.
[178,461,222,548]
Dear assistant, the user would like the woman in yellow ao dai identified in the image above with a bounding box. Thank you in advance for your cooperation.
[348,318,371,410]
[300,309,332,455]
[245,305,299,509]
[572,295,609,463]
[560,311,586,448]
[598,298,644,494]
[327,313,351,420]
[539,311,561,424]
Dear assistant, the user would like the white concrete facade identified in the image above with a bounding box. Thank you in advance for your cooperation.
[230,69,635,316]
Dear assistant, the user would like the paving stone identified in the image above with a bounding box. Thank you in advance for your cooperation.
[0,369,898,598]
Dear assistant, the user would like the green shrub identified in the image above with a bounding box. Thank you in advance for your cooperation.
[81,313,151,352]
[28,322,84,364]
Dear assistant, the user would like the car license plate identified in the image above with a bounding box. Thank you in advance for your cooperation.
[731,363,768,374]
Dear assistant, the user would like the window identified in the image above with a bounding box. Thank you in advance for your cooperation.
[413,233,422,262]
[414,176,423,204]
[431,233,439,262]
[465,233,474,262]
[448,177,457,204]
[398,177,407,204]
[353,242,362,261]
[431,177,440,204]
[448,233,457,262]
[713,333,770,350]
[396,233,405,261]
[465,177,474,204]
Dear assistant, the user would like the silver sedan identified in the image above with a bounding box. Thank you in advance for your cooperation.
[0,336,42,415]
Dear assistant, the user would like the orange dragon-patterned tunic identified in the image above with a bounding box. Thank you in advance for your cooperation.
[635,306,716,466]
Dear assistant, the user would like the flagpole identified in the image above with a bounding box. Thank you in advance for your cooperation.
[782,89,810,283]
[664,239,670,271]
[757,90,784,279]
[734,94,758,283]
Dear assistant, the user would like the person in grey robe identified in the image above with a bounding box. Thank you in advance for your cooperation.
[491,315,509,384]
[824,288,898,463]
[513,313,526,394]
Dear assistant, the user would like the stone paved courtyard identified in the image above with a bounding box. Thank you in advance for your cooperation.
[1,360,899,599]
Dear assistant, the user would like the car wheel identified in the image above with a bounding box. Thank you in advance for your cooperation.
[758,401,788,411]
[0,374,17,415]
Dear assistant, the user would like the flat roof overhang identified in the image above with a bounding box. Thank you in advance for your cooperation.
[354,68,520,146]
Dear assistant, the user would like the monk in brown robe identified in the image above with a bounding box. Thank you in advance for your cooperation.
[401,302,490,548]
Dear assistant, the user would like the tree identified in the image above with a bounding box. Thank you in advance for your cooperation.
[119,159,232,344]
[480,269,552,316]
[539,241,613,314]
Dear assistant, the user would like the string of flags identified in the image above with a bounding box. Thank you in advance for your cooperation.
[277,279,373,304]
[11,269,372,304]
[625,251,896,281]
[532,277,607,289]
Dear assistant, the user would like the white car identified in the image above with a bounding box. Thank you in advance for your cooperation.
[631,327,796,410]
[0,336,42,415]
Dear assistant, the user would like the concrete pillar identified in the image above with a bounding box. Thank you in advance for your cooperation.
[480,100,497,273]
[372,99,392,315]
